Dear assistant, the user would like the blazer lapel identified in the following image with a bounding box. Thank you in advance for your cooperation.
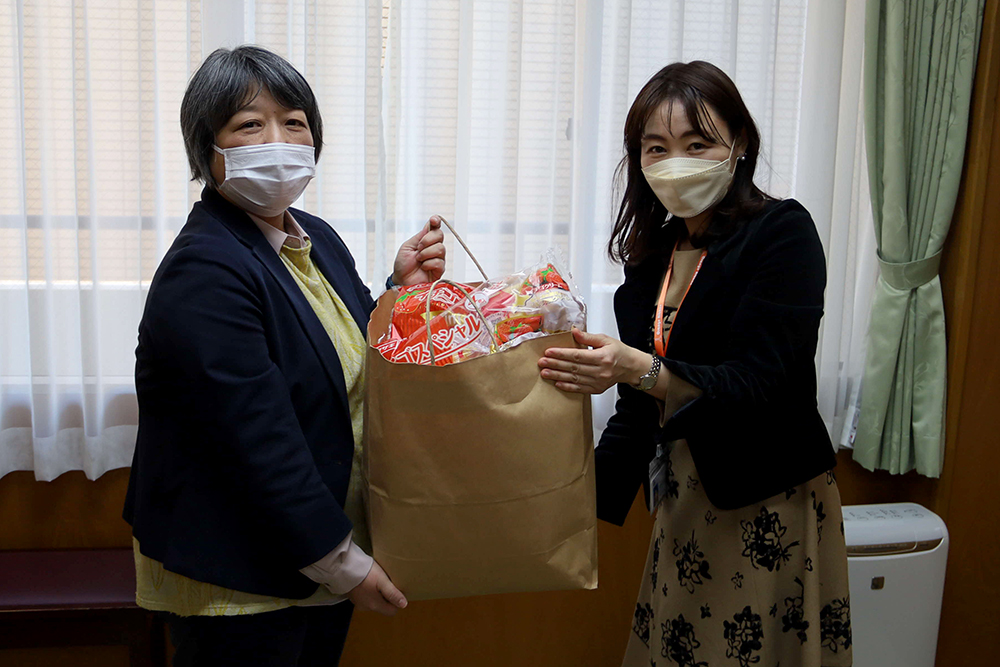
[665,228,742,356]
[253,244,353,419]
[304,228,371,340]
[202,189,352,421]
[618,255,665,350]
[666,254,716,354]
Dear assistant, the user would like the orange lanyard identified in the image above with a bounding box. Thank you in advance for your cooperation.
[654,243,707,357]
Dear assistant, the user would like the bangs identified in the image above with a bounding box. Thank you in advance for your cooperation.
[207,63,315,135]
[658,91,729,147]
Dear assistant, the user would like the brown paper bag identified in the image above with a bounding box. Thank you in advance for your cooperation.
[363,288,597,601]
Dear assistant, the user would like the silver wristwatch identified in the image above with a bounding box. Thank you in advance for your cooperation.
[634,355,661,391]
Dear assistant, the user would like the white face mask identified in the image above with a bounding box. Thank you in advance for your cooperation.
[641,142,737,219]
[214,142,315,218]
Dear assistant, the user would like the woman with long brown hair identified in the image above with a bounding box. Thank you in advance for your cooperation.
[540,61,852,666]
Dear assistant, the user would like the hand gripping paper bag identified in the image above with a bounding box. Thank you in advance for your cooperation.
[363,226,597,601]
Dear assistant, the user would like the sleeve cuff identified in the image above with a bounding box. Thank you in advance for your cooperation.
[299,531,375,596]
[658,363,703,428]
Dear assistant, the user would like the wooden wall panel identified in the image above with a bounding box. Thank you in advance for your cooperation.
[0,470,132,551]
[0,646,129,667]
[833,450,941,509]
[0,467,652,667]
[340,493,654,667]
[933,0,1000,658]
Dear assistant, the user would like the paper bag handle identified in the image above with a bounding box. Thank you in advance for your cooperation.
[424,279,498,365]
[438,217,490,282]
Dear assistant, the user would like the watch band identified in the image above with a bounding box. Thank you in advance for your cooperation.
[635,355,661,391]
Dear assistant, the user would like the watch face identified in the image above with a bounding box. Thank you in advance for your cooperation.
[639,357,660,390]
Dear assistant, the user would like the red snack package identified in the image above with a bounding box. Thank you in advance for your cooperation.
[495,314,542,345]
[375,252,584,366]
[374,337,403,359]
[479,288,516,319]
[390,309,491,366]
[522,263,570,294]
[392,282,474,339]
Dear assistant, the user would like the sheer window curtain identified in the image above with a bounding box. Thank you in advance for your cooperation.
[798,0,880,449]
[373,0,855,436]
[1,0,878,480]
[248,0,384,281]
[0,0,200,481]
[300,0,879,444]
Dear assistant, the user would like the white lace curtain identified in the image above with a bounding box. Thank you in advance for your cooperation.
[0,0,876,481]
[0,0,200,480]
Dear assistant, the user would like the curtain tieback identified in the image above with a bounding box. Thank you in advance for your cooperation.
[877,250,942,290]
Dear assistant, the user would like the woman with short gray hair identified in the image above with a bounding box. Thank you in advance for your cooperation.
[123,45,445,666]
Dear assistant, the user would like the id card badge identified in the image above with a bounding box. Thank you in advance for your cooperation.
[648,443,668,515]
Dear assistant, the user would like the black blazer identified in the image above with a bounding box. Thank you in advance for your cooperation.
[596,199,836,524]
[123,188,375,599]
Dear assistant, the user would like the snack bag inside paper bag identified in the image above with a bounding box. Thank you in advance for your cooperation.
[376,250,586,366]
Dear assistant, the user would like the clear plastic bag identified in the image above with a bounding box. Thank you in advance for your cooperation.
[375,250,587,366]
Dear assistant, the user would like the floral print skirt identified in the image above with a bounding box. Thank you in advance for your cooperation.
[623,440,853,667]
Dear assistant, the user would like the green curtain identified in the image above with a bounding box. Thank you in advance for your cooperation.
[854,0,985,476]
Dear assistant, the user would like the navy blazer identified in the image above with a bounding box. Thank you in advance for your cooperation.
[596,199,836,523]
[123,188,375,599]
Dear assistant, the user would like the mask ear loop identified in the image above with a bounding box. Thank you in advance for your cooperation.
[721,140,740,176]
[212,145,230,185]
[729,137,748,163]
